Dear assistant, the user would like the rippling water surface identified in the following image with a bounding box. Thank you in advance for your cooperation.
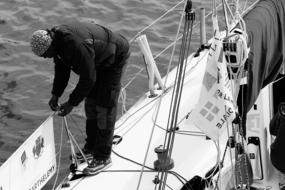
[0,0,256,189]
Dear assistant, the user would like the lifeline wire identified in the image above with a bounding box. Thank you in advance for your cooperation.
[53,0,261,188]
[135,1,189,190]
[128,0,185,44]
[52,118,64,190]
[158,3,195,190]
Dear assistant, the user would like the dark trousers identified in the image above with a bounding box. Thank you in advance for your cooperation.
[84,66,124,160]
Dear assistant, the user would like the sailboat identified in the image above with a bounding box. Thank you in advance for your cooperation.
[1,0,285,189]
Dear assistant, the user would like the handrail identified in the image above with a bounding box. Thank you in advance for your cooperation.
[123,0,259,90]
[128,0,185,44]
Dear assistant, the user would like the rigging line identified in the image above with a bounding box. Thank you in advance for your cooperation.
[52,118,64,190]
[163,32,189,169]
[225,107,237,188]
[161,1,191,153]
[227,72,241,189]
[203,140,229,190]
[118,68,144,115]
[153,52,199,98]
[150,90,190,125]
[161,27,191,190]
[119,87,127,114]
[119,67,144,115]
[169,1,194,165]
[115,91,163,133]
[217,139,222,189]
[135,1,188,189]
[68,115,85,137]
[112,149,187,185]
[119,104,155,137]
[128,0,185,44]
[121,2,223,96]
[118,50,202,135]
[63,117,77,161]
[151,110,189,131]
[159,7,195,190]
[63,117,88,164]
[114,0,256,189]
[272,75,285,84]
[213,0,217,17]
[169,13,194,156]
[222,0,230,35]
[225,22,250,187]
[164,183,175,190]
[209,140,229,190]
[153,121,207,137]
[242,0,249,13]
[174,131,206,137]
[103,169,158,173]
[121,68,144,90]
[123,53,200,130]
[153,2,223,60]
[224,0,235,22]
[235,0,240,17]
[115,86,173,134]
[241,0,260,17]
[158,19,190,190]
[232,119,239,188]
[152,115,207,137]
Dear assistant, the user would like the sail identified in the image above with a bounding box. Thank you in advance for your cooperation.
[239,0,285,113]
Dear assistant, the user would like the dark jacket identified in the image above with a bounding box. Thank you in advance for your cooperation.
[50,22,130,106]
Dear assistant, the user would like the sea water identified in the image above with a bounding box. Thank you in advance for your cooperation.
[0,0,255,189]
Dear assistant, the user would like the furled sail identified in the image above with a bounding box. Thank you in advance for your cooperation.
[239,0,285,114]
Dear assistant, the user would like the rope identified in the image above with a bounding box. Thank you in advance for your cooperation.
[135,1,188,189]
[226,112,237,189]
[51,116,64,190]
[116,48,207,136]
[112,149,187,185]
[241,0,260,17]
[116,50,206,136]
[119,68,144,115]
[64,117,89,164]
[222,0,230,35]
[115,91,161,134]
[119,87,127,114]
[52,0,261,188]
[242,0,249,13]
[159,7,195,190]
[119,1,225,103]
[128,0,185,44]
[68,115,85,137]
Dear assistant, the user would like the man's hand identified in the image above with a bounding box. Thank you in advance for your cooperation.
[58,101,73,116]
[48,95,59,111]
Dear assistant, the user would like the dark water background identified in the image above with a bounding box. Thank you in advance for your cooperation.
[0,0,255,189]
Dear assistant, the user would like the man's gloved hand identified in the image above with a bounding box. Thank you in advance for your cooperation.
[58,101,73,116]
[48,95,59,111]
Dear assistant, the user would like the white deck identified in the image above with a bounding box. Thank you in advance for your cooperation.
[57,48,281,190]
[57,51,220,190]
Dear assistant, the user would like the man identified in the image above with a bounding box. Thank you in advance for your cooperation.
[30,21,130,175]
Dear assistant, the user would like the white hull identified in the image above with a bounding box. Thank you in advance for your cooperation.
[57,47,281,189]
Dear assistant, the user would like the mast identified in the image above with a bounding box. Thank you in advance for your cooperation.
[157,1,195,189]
